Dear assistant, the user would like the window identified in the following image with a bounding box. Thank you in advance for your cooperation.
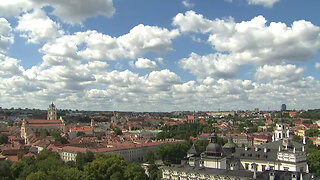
[245,163,249,170]
[284,167,289,171]
[300,167,304,172]
[269,166,274,170]
[262,165,266,171]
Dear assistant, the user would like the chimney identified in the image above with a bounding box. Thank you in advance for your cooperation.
[293,147,296,153]
[291,172,298,180]
[269,171,275,180]
[251,163,257,179]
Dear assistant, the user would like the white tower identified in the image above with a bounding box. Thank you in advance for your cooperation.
[273,119,289,142]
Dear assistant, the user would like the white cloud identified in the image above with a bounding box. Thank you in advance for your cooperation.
[247,0,280,8]
[174,11,320,80]
[207,16,320,64]
[49,0,115,24]
[156,57,164,64]
[255,64,304,84]
[42,25,179,61]
[0,54,24,76]
[16,9,64,44]
[182,0,194,8]
[180,52,241,79]
[146,69,181,90]
[0,0,115,24]
[135,58,158,70]
[316,62,320,69]
[0,1,36,16]
[173,11,234,34]
[0,18,13,53]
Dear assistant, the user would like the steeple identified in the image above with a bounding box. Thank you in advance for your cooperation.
[47,102,57,120]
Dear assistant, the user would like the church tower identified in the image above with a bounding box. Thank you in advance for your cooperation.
[273,112,289,142]
[47,102,57,120]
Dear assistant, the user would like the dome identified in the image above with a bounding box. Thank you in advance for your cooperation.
[223,137,237,149]
[206,143,222,155]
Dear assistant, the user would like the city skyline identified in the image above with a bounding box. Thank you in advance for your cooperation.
[0,0,320,111]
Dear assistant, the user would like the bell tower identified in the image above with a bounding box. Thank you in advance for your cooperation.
[47,102,57,120]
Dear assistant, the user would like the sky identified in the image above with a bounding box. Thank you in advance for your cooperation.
[0,0,320,112]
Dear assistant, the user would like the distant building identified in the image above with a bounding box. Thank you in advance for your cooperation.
[20,103,66,145]
[162,121,312,179]
[281,104,287,111]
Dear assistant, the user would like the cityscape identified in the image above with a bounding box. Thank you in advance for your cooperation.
[1,103,320,179]
[1,0,320,180]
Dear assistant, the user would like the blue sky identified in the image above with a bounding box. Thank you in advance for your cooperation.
[0,0,320,111]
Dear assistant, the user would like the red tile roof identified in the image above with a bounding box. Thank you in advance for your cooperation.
[27,120,63,124]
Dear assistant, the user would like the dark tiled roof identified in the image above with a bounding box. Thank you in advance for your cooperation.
[258,139,303,151]
[233,147,277,162]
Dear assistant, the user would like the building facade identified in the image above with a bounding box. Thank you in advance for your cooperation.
[162,121,311,180]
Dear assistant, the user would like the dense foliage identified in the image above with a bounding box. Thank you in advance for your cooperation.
[299,109,320,120]
[0,149,152,180]
[156,123,212,140]
[0,134,8,144]
[155,141,191,165]
[306,139,320,175]
[305,128,320,137]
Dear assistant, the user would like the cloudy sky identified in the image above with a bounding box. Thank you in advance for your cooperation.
[0,0,319,111]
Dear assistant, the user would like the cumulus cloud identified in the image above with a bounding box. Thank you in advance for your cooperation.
[0,18,14,53]
[0,1,37,16]
[0,0,115,24]
[255,64,304,84]
[247,0,280,8]
[0,54,24,76]
[173,11,234,34]
[180,52,241,79]
[42,25,179,61]
[134,58,158,70]
[16,9,64,43]
[49,0,115,24]
[316,62,320,69]
[174,11,320,80]
[182,0,194,8]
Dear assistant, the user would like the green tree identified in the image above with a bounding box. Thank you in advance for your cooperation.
[0,134,8,144]
[148,164,162,180]
[84,153,127,180]
[77,132,85,137]
[26,171,49,180]
[193,139,209,154]
[0,160,12,180]
[60,167,84,180]
[11,160,27,179]
[143,150,155,164]
[306,128,320,137]
[155,142,191,165]
[124,163,148,180]
[40,129,49,138]
[76,151,95,170]
[113,127,123,135]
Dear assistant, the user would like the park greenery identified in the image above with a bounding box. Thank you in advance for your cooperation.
[299,109,320,119]
[156,122,214,140]
[0,149,155,180]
